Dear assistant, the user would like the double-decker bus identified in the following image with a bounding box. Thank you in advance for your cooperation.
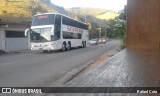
[25,13,88,52]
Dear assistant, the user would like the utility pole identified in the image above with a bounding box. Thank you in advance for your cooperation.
[99,28,101,38]
[85,15,86,24]
[105,28,107,42]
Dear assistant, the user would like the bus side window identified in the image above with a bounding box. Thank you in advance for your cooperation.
[54,15,61,40]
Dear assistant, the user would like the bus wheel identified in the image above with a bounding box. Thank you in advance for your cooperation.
[61,43,66,52]
[82,42,85,48]
[43,50,48,53]
[84,41,86,48]
[67,43,71,51]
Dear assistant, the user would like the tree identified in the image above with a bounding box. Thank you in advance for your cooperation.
[107,17,126,48]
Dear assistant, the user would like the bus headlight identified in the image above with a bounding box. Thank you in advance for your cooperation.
[31,44,34,48]
[31,44,34,50]
[49,44,54,49]
[48,44,53,47]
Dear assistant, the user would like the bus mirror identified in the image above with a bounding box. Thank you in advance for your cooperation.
[25,28,31,36]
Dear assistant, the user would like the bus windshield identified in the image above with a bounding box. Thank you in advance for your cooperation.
[31,27,52,42]
[32,14,55,26]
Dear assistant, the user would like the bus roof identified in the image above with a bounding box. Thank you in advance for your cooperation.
[34,13,87,25]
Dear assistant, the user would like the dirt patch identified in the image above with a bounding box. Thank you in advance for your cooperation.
[83,53,113,73]
[83,45,122,73]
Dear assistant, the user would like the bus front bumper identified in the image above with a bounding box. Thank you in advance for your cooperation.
[31,44,58,51]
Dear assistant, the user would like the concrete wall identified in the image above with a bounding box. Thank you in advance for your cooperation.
[0,29,3,50]
[0,23,30,52]
[127,0,160,50]
[0,28,5,51]
[5,38,28,52]
[6,23,30,52]
[5,23,30,31]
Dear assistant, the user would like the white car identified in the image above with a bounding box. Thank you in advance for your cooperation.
[98,38,106,44]
[88,39,98,45]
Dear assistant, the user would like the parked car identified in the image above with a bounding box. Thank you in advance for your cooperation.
[98,38,106,44]
[88,39,98,45]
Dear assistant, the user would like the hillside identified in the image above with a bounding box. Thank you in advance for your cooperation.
[39,0,66,14]
[66,7,120,39]
[96,11,119,20]
[0,0,120,39]
[67,7,119,20]
[0,0,65,23]
[0,0,119,23]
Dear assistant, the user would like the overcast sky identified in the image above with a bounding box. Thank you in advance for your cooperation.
[50,0,127,12]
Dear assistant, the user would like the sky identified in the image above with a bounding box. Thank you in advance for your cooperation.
[50,0,127,12]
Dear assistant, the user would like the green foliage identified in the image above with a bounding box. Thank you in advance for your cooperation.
[2,10,7,14]
[118,10,126,20]
[88,22,99,39]
[107,17,126,49]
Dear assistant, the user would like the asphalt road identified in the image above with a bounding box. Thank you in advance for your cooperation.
[0,40,120,87]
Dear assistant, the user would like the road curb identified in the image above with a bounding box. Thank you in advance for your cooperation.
[48,45,122,87]
[48,59,96,87]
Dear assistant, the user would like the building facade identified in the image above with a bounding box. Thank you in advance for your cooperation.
[0,23,30,52]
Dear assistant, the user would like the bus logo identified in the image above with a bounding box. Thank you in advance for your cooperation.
[38,15,48,19]
[2,88,11,93]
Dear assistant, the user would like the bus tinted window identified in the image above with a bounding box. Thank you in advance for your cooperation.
[53,14,61,40]
[32,14,55,26]
[62,16,88,30]
[63,31,82,39]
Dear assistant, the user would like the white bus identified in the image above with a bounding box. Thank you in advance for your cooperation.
[25,13,88,52]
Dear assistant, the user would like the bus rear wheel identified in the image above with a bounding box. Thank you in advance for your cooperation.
[84,42,86,48]
[82,41,86,48]
[43,50,48,53]
[61,43,66,52]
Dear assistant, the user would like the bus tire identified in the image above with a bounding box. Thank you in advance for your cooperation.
[67,42,71,51]
[84,41,86,48]
[61,43,66,52]
[82,42,85,48]
[43,50,48,53]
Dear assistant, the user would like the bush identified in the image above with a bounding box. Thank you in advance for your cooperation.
[107,18,126,49]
